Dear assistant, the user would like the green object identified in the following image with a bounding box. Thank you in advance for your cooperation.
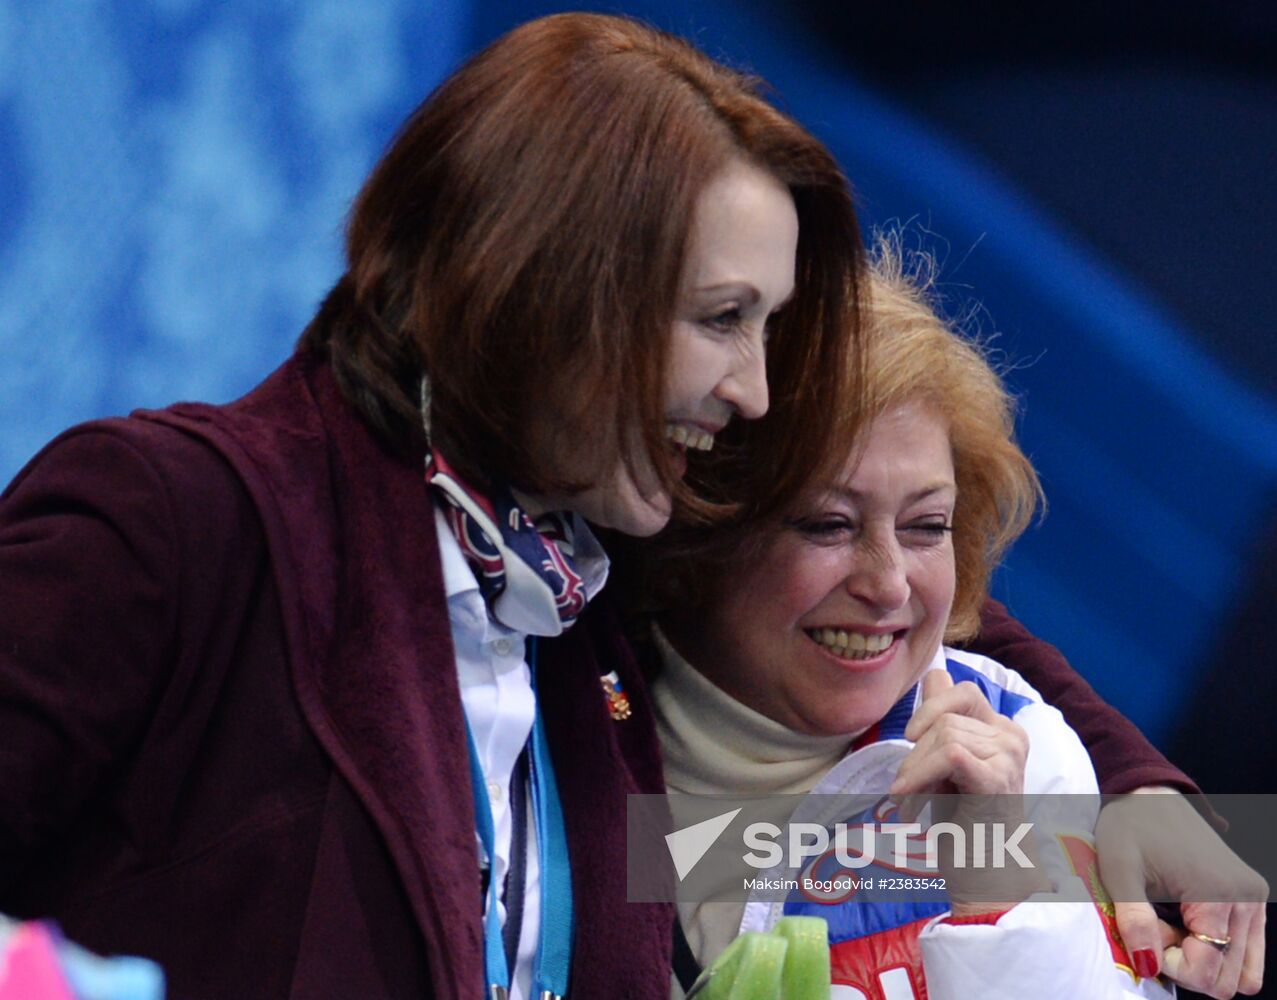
[774,917,831,999]
[688,918,830,1000]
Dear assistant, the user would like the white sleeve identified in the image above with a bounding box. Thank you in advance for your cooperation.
[919,678,1174,999]
[919,892,1173,999]
[942,647,1047,702]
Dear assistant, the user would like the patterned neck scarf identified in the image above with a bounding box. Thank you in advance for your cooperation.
[425,449,590,636]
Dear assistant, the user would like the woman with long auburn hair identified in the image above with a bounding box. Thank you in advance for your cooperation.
[0,13,1242,1000]
[0,15,859,999]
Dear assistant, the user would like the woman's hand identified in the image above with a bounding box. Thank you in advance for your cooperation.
[890,669,1048,915]
[891,670,1030,800]
[1096,788,1267,997]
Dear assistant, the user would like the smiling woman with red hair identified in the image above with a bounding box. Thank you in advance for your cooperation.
[0,15,861,999]
[651,243,1261,999]
[301,12,863,525]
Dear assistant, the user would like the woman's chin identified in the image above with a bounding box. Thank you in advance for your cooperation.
[791,636,924,737]
[807,689,906,739]
[592,490,673,537]
[619,509,672,537]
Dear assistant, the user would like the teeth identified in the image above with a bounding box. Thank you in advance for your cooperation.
[665,423,715,452]
[805,628,896,660]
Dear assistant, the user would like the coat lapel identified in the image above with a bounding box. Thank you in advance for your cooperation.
[141,355,483,997]
[539,602,675,998]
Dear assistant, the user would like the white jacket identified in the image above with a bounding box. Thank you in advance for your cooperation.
[736,647,1174,1000]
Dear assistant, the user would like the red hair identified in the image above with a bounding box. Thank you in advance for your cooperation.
[301,13,862,514]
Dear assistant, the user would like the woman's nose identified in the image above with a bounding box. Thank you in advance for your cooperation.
[715,345,769,420]
[845,540,909,612]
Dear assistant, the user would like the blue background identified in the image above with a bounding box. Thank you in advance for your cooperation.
[2,2,1274,779]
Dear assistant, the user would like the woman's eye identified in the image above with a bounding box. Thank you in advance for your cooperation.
[901,520,953,544]
[787,515,855,542]
[703,306,743,333]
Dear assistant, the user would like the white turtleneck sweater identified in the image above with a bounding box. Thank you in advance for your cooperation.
[650,625,853,973]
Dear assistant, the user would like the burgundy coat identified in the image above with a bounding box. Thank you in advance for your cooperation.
[0,352,1192,998]
[0,353,671,998]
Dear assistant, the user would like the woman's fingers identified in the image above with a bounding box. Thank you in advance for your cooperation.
[890,737,981,798]
[1239,902,1266,995]
[891,681,1028,799]
[903,673,998,742]
[1165,900,1263,998]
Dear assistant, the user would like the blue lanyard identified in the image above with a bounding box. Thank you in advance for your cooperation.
[465,638,573,1000]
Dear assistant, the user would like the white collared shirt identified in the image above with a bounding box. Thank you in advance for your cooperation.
[435,503,608,1000]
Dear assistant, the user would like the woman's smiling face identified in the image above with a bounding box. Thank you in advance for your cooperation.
[673,400,958,736]
[527,157,798,536]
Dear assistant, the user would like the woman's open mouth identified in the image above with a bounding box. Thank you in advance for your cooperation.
[664,422,716,452]
[804,627,904,663]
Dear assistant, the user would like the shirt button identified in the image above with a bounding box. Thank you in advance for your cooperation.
[487,781,503,802]
[492,637,514,657]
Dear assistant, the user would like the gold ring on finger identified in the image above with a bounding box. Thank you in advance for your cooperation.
[1189,931,1231,954]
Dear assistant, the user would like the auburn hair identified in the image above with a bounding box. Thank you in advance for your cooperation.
[299,12,862,513]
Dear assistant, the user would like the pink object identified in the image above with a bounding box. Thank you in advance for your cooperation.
[0,923,77,1000]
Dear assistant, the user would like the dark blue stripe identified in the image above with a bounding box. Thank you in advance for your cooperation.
[944,658,1034,719]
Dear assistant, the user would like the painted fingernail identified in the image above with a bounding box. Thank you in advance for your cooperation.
[1133,949,1159,979]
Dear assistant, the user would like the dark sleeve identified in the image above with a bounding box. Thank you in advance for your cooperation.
[0,424,182,887]
[963,598,1199,795]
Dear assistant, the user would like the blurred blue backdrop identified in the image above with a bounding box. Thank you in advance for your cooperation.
[2,2,1275,764]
